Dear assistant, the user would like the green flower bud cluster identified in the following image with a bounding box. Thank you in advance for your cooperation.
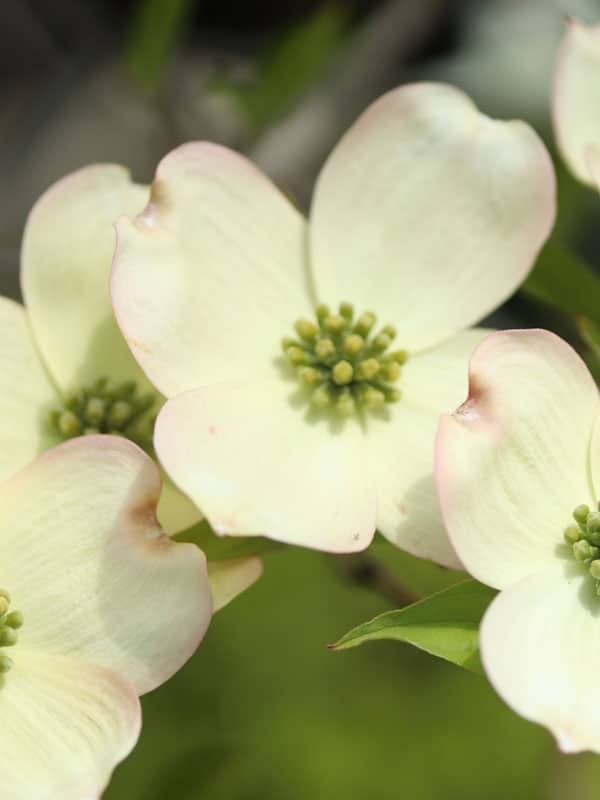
[565,503,600,594]
[0,589,23,685]
[282,302,407,417]
[49,378,157,453]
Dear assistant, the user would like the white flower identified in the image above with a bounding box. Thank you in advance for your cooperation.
[0,166,261,608]
[553,18,600,185]
[111,82,555,562]
[436,329,600,753]
[0,435,211,797]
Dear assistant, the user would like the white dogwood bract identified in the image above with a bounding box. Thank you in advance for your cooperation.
[0,436,212,798]
[553,19,600,185]
[0,166,261,610]
[436,329,600,753]
[111,82,555,562]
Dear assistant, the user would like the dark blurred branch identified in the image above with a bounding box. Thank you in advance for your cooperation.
[252,0,450,205]
[333,553,418,607]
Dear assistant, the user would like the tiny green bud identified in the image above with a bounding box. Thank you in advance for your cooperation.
[324,315,345,335]
[564,525,581,545]
[386,350,408,365]
[5,611,23,630]
[332,361,354,386]
[574,504,590,525]
[381,362,401,382]
[0,598,9,617]
[58,410,82,437]
[343,334,364,356]
[315,304,330,324]
[356,358,380,380]
[283,306,407,417]
[295,319,318,341]
[299,367,320,385]
[109,401,133,428]
[84,397,105,426]
[573,539,599,562]
[0,627,18,647]
[354,312,376,337]
[286,346,309,366]
[588,529,600,547]
[362,387,385,408]
[0,655,13,673]
[380,385,401,403]
[587,511,600,533]
[311,386,331,408]
[52,378,158,453]
[339,302,354,322]
[590,560,600,580]
[315,338,335,360]
[371,333,391,354]
[0,589,11,603]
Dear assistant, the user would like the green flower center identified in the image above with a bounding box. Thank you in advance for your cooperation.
[564,503,600,593]
[282,303,407,417]
[0,589,23,685]
[49,378,157,453]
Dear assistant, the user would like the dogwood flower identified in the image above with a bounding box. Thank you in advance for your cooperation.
[436,329,600,753]
[0,435,211,797]
[1,166,261,607]
[111,82,555,562]
[553,18,600,185]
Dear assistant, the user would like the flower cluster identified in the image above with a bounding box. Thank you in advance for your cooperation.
[9,29,600,791]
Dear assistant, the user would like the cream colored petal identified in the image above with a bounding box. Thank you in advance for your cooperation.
[155,375,376,553]
[207,557,263,612]
[0,650,140,800]
[0,297,59,483]
[310,83,555,351]
[21,165,151,394]
[367,328,490,568]
[0,436,211,695]
[435,329,598,590]
[553,20,600,185]
[365,401,460,569]
[401,327,491,413]
[589,413,600,504]
[481,567,600,754]
[111,143,311,398]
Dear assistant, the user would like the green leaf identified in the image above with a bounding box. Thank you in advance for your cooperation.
[521,240,600,325]
[173,519,282,560]
[330,580,497,674]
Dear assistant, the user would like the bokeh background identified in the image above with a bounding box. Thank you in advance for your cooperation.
[4,1,600,797]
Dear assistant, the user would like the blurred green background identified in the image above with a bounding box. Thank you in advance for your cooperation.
[4,0,600,797]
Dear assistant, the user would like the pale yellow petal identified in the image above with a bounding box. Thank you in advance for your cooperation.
[310,83,555,351]
[112,143,311,398]
[0,436,212,695]
[0,650,140,800]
